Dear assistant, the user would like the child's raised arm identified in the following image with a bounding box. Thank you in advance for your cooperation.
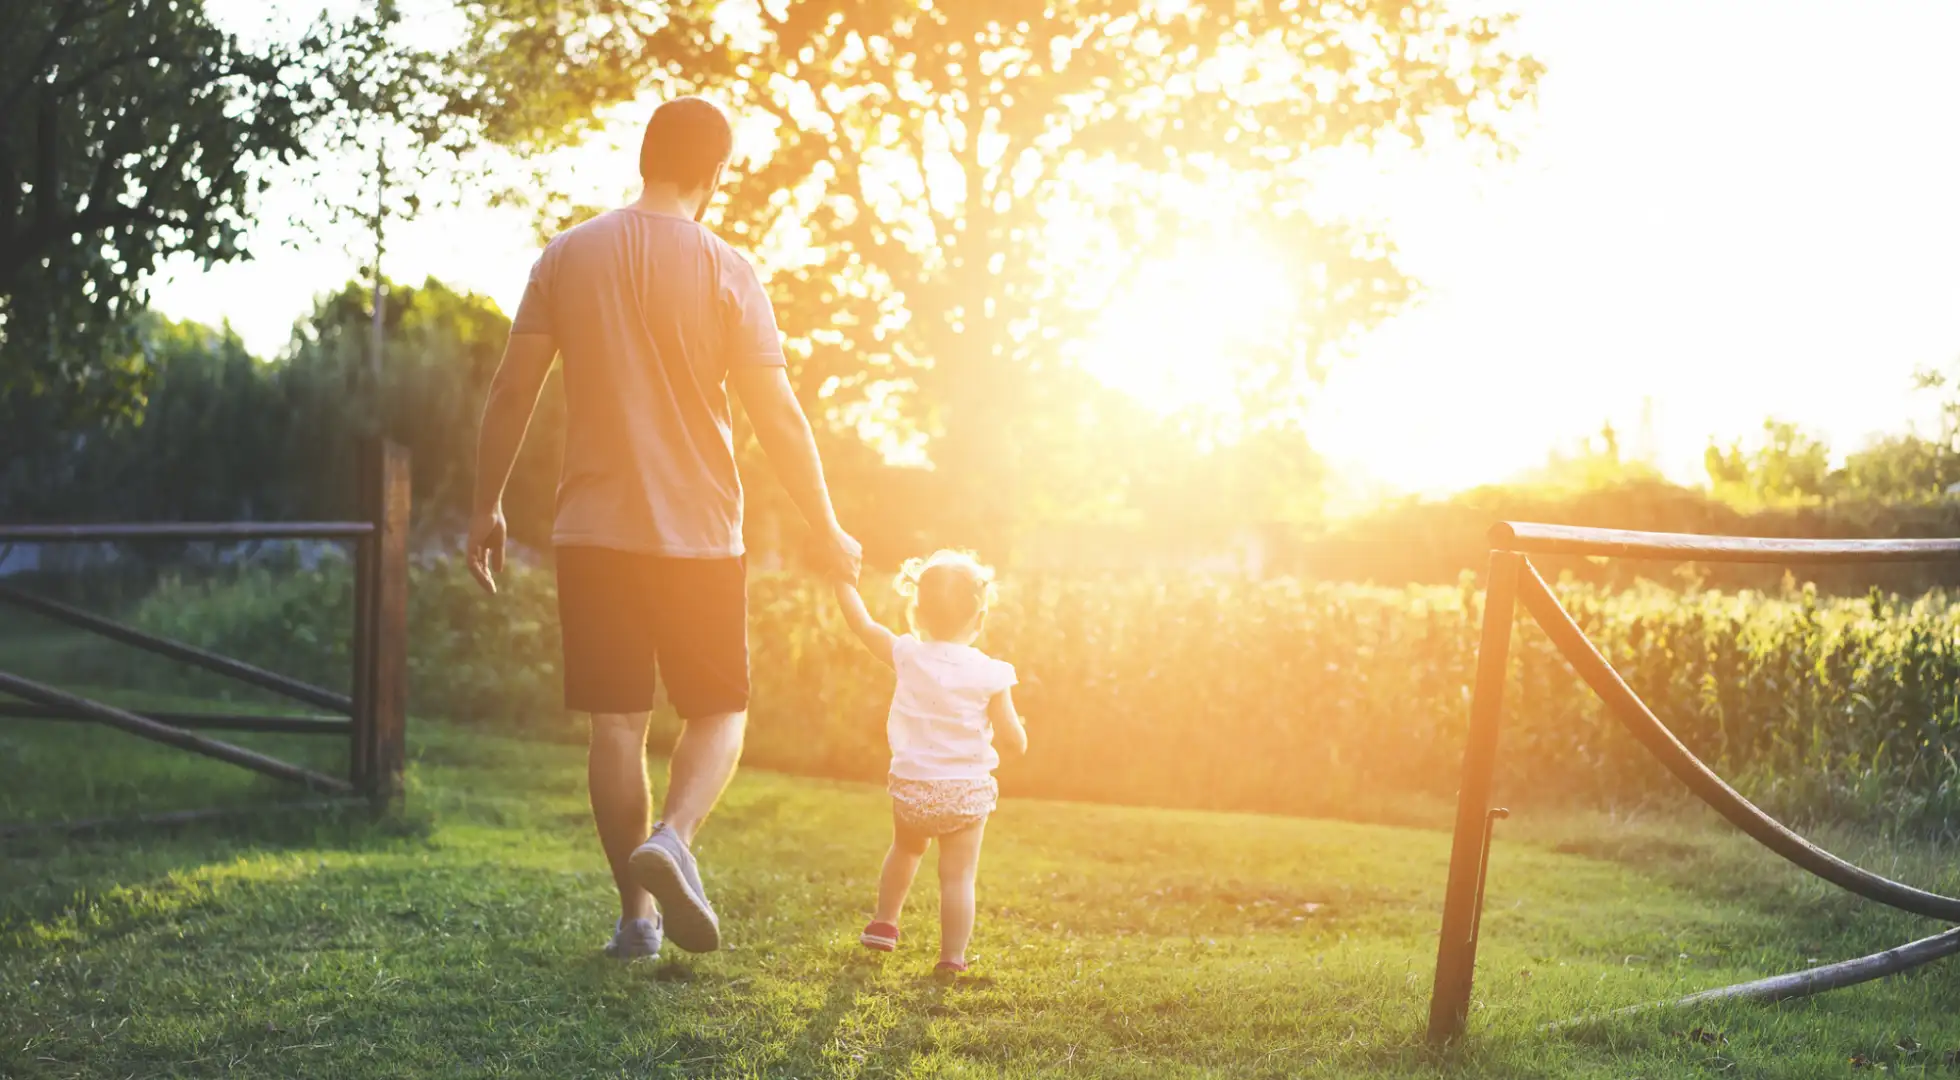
[987,687,1028,758]
[833,580,899,667]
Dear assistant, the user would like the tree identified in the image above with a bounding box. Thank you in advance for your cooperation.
[0,314,283,524]
[0,0,350,421]
[1705,419,1833,507]
[449,0,1541,546]
[0,277,563,537]
[1516,421,1663,493]
[1831,365,1960,503]
[1835,433,1953,503]
[290,2,488,408]
[273,275,565,538]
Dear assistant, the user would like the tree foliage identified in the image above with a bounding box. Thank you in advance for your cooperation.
[450,0,1541,545]
[0,0,353,420]
[277,275,566,539]
[1512,421,1663,494]
[0,316,277,523]
[0,279,561,542]
[1836,434,1957,503]
[1705,419,1833,507]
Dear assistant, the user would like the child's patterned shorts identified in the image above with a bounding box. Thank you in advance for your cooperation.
[889,775,998,837]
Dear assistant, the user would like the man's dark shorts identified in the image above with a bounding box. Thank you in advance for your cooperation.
[555,546,749,718]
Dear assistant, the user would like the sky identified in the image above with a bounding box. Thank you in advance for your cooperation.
[150,0,1960,496]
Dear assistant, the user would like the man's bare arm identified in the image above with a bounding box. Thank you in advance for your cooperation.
[467,332,558,594]
[728,366,862,581]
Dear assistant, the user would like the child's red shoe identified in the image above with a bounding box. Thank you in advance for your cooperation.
[860,921,900,952]
[933,960,968,975]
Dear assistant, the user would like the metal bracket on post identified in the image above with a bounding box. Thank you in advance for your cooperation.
[1426,550,1524,1045]
[1470,807,1510,950]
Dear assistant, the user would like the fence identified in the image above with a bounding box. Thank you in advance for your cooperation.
[1426,521,1960,1043]
[0,441,409,818]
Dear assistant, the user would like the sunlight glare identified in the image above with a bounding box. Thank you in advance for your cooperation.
[1079,236,1297,417]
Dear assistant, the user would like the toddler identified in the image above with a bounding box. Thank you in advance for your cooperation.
[833,549,1028,974]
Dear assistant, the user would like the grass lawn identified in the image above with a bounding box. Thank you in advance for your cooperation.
[0,612,352,824]
[6,718,1960,1078]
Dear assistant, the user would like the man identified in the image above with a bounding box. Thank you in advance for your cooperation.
[467,97,861,960]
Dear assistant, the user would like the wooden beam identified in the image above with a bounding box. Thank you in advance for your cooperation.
[0,521,372,542]
[0,671,351,794]
[1518,562,1960,922]
[1426,550,1523,1044]
[0,582,353,715]
[0,701,349,734]
[1491,522,1960,564]
[354,439,410,802]
[1549,926,1960,1030]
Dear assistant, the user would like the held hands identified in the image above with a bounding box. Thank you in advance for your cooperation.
[817,523,863,584]
[467,506,508,595]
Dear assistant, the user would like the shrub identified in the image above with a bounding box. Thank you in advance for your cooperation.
[130,558,1960,832]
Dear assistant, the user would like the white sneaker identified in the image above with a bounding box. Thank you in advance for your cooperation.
[628,823,720,952]
[603,916,662,960]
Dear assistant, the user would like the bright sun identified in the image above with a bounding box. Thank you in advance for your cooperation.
[1079,235,1298,418]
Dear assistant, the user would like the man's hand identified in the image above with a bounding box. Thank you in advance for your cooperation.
[730,367,859,581]
[467,507,508,595]
[818,524,863,583]
[469,329,555,598]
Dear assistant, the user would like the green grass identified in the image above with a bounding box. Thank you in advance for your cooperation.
[0,611,350,822]
[0,689,347,824]
[7,720,1960,1077]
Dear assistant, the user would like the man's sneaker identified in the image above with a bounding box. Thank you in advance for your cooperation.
[603,916,662,960]
[628,823,720,953]
[860,921,900,952]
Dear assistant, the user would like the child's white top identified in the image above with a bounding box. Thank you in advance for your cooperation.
[887,633,1017,782]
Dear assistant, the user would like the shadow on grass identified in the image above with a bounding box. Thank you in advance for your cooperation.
[0,801,432,937]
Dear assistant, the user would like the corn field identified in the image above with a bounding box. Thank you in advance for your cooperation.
[128,557,1960,833]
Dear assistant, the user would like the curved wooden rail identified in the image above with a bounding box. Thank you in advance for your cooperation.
[1492,522,1960,564]
[1517,562,1960,922]
[1672,926,1960,1007]
[1549,926,1960,1030]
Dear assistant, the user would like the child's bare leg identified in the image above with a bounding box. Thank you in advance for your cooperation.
[935,820,987,965]
[875,818,930,925]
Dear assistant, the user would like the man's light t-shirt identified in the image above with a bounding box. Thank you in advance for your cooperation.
[512,207,785,557]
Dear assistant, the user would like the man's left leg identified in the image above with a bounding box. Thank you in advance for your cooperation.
[659,709,746,846]
[630,709,744,952]
[628,556,751,953]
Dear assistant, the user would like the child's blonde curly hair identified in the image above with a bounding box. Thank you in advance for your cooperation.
[894,549,997,642]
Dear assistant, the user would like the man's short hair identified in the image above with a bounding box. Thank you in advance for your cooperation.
[639,97,733,190]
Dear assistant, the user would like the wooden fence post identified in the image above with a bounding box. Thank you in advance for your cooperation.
[372,441,410,802]
[352,440,410,802]
[1426,549,1523,1044]
[350,454,376,795]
